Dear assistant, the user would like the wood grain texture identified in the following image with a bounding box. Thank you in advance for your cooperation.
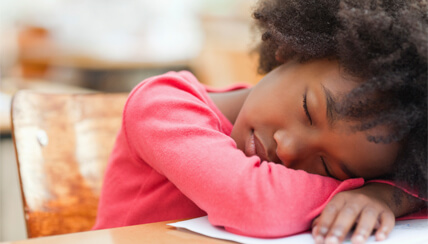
[11,91,128,238]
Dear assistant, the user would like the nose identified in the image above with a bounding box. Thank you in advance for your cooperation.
[273,129,316,171]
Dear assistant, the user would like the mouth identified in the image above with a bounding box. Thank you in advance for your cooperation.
[245,130,269,162]
[254,134,269,162]
[244,131,256,157]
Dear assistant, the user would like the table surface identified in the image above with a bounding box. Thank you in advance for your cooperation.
[1,219,234,244]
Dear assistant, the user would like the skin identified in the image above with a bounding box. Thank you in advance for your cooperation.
[312,183,423,244]
[209,58,425,244]
[231,59,399,180]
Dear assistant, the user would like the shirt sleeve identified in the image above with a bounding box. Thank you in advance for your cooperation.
[123,73,365,237]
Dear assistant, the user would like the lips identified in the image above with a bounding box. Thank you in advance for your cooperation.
[245,132,256,157]
[254,134,269,162]
[245,131,269,162]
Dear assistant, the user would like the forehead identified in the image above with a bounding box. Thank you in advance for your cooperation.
[266,59,360,104]
[294,59,359,91]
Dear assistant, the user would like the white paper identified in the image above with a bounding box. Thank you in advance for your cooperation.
[168,216,428,244]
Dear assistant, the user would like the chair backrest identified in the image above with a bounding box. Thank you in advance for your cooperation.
[11,90,128,238]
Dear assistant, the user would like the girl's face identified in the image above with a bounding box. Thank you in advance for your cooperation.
[231,59,399,180]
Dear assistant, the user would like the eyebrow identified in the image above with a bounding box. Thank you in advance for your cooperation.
[339,162,359,179]
[321,85,337,126]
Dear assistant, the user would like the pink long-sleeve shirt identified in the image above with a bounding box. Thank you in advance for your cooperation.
[93,71,426,237]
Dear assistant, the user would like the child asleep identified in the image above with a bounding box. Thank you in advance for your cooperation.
[93,1,427,244]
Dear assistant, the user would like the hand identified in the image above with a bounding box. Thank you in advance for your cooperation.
[311,186,395,244]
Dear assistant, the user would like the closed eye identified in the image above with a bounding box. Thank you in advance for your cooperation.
[303,92,312,125]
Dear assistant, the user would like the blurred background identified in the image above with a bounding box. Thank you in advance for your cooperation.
[0,0,264,241]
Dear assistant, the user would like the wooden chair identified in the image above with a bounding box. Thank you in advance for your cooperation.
[11,90,128,238]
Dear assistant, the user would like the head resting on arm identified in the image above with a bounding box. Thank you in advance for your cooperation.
[252,0,427,198]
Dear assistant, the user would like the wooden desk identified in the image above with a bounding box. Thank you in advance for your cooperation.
[1,220,234,244]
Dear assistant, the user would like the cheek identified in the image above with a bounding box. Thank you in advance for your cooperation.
[230,112,249,150]
[230,96,265,148]
[237,95,264,125]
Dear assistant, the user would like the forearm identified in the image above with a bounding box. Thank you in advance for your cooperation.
[356,182,426,217]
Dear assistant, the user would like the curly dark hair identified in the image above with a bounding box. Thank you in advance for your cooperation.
[253,0,427,199]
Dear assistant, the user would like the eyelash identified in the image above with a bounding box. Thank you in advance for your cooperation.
[321,157,333,177]
[303,93,313,125]
[303,92,332,178]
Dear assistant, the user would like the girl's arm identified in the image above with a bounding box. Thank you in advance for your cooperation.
[124,72,426,237]
[124,72,364,237]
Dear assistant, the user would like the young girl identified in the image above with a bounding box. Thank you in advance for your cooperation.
[93,0,427,243]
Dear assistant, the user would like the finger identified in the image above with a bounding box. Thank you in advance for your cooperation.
[312,217,324,244]
[312,216,320,228]
[312,225,325,244]
[374,211,395,241]
[311,217,320,237]
[314,199,345,243]
[351,207,379,244]
[325,203,361,244]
